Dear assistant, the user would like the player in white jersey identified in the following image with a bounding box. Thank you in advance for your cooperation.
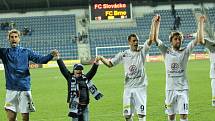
[202,37,215,106]
[98,15,160,121]
[154,15,205,121]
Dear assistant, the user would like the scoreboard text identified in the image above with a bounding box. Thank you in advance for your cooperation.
[90,0,131,20]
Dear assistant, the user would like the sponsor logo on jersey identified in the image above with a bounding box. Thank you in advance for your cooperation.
[171,63,179,70]
[128,65,137,75]
[169,63,184,74]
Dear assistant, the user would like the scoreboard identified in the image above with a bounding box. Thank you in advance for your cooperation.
[90,0,132,21]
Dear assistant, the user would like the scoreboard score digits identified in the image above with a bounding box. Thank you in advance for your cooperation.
[90,0,132,20]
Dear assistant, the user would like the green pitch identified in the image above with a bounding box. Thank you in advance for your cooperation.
[0,60,214,121]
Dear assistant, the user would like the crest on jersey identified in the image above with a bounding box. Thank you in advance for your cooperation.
[129,65,137,75]
[171,63,179,70]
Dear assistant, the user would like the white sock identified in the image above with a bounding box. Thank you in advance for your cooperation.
[138,117,146,121]
[180,119,188,121]
[211,79,215,105]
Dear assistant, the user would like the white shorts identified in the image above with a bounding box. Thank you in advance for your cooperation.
[4,90,36,113]
[165,90,189,115]
[123,87,147,116]
[210,62,215,78]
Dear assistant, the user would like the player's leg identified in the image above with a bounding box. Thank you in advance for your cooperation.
[4,90,19,121]
[179,114,188,121]
[178,90,189,121]
[168,115,176,121]
[138,114,146,121]
[133,87,146,121]
[5,109,17,121]
[21,113,29,121]
[211,78,215,106]
[81,105,89,121]
[165,90,176,121]
[123,88,133,121]
[19,91,36,121]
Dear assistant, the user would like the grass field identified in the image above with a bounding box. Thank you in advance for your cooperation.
[0,60,214,121]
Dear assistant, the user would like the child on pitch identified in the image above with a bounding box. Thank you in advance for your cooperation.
[56,55,103,121]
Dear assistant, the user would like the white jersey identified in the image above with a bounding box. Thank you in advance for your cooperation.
[204,39,215,78]
[157,39,196,90]
[111,41,150,88]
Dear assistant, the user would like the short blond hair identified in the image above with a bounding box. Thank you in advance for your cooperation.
[8,29,21,39]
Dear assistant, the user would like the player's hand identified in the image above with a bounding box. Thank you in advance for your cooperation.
[96,55,105,62]
[95,56,103,62]
[152,14,160,23]
[156,14,160,22]
[199,15,206,23]
[50,49,59,56]
[50,49,60,60]
[154,14,161,27]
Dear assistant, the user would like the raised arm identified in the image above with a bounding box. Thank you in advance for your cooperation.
[154,15,160,43]
[153,15,168,55]
[56,53,71,80]
[29,49,59,64]
[85,57,100,80]
[184,15,205,55]
[99,56,113,68]
[197,15,206,45]
[148,15,160,46]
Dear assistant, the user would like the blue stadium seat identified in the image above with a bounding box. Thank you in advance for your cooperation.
[0,14,78,59]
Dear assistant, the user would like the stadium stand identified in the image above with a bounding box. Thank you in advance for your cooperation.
[207,7,215,30]
[0,7,213,60]
[89,8,208,58]
[0,14,78,59]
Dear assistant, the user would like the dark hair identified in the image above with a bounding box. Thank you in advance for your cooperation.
[127,33,139,41]
[169,31,183,42]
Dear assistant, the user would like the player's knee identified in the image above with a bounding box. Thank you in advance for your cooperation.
[138,114,145,118]
[124,115,132,119]
[180,114,187,119]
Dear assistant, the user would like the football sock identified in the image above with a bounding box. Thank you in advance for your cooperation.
[212,79,215,106]
[180,119,188,121]
[138,117,146,121]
